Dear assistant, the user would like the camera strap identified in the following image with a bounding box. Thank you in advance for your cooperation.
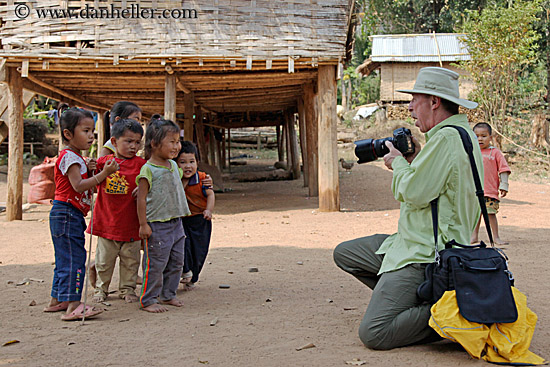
[430,125,495,262]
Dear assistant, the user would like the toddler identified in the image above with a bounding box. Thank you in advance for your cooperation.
[176,141,215,290]
[471,122,511,245]
[136,119,191,313]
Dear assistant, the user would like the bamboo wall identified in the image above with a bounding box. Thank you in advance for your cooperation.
[380,62,474,102]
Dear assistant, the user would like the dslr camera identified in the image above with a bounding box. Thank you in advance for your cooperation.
[354,127,415,164]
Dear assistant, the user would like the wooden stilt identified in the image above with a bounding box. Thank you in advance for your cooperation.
[195,108,208,163]
[96,110,106,157]
[317,65,339,212]
[227,128,231,173]
[304,82,318,197]
[288,109,300,179]
[6,67,24,221]
[221,126,226,169]
[184,91,194,141]
[276,125,284,162]
[297,96,309,187]
[164,74,177,123]
[284,118,291,171]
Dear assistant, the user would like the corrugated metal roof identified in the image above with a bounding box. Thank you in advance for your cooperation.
[370,33,470,62]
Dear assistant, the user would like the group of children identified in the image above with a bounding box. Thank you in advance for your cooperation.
[45,101,215,320]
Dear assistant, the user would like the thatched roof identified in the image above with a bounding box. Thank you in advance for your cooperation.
[0,0,354,120]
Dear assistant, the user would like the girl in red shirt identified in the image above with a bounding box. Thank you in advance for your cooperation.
[44,108,118,321]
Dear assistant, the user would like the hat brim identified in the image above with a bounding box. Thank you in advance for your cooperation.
[396,88,478,109]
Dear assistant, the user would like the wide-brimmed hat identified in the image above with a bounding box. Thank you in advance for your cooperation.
[397,67,478,109]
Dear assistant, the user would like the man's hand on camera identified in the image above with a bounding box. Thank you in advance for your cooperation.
[384,136,422,169]
[406,136,422,164]
[383,141,402,170]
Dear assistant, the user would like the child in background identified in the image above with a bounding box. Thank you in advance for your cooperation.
[176,142,215,290]
[87,119,146,303]
[99,101,142,157]
[44,108,118,321]
[471,122,511,245]
[136,119,191,313]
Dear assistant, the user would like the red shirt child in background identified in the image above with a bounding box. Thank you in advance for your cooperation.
[86,118,146,303]
[471,122,511,245]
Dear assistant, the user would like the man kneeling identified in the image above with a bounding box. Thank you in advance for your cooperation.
[334,67,483,350]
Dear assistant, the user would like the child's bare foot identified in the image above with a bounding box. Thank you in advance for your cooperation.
[495,238,509,246]
[88,262,97,288]
[142,303,168,313]
[124,294,139,303]
[44,299,69,312]
[470,236,479,244]
[160,297,184,307]
[92,294,106,303]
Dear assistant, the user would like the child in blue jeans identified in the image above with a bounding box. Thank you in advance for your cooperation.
[136,119,191,313]
[45,108,118,321]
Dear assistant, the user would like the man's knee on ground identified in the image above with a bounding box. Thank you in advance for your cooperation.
[358,321,395,350]
[333,241,350,269]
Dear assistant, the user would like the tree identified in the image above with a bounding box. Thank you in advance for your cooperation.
[458,0,541,147]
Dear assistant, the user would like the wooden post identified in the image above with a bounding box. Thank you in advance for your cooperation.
[208,116,216,166]
[96,110,106,157]
[221,126,226,169]
[276,124,284,162]
[164,74,177,123]
[284,119,291,171]
[195,108,208,163]
[298,96,309,187]
[317,65,339,212]
[288,110,300,179]
[227,128,231,173]
[6,67,23,220]
[304,83,318,197]
[216,129,223,170]
[184,91,194,141]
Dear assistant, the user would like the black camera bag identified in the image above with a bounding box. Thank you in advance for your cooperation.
[416,125,517,324]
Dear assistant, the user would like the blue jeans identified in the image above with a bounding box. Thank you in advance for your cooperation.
[49,200,87,302]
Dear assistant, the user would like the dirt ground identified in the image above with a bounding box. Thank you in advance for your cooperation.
[0,158,548,367]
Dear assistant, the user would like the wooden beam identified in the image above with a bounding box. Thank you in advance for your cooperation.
[24,73,109,110]
[317,65,339,212]
[287,110,300,179]
[176,76,191,94]
[276,125,284,162]
[184,91,194,141]
[0,58,6,83]
[6,67,23,220]
[164,74,177,122]
[304,82,318,197]
[20,79,99,111]
[297,96,309,187]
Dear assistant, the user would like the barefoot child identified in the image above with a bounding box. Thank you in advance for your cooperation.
[176,142,215,290]
[45,108,118,321]
[471,122,511,245]
[87,119,146,303]
[136,119,191,313]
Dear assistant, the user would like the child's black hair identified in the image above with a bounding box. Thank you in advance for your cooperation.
[176,140,199,161]
[103,101,142,144]
[144,118,180,159]
[110,118,144,139]
[59,107,94,143]
[473,122,492,135]
[149,114,163,124]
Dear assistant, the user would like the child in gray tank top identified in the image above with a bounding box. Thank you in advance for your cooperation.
[136,119,190,313]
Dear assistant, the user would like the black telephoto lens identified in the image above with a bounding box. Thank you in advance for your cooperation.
[354,139,378,164]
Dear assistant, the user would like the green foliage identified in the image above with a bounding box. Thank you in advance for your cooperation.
[458,0,542,145]
[0,153,7,166]
[338,66,380,109]
[357,0,499,35]
[24,96,57,131]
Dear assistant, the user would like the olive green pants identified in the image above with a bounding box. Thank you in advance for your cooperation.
[333,234,437,350]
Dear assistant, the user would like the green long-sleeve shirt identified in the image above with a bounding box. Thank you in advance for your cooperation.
[376,114,483,274]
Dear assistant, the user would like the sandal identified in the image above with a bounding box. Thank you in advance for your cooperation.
[43,301,69,312]
[180,271,193,284]
[61,303,103,321]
